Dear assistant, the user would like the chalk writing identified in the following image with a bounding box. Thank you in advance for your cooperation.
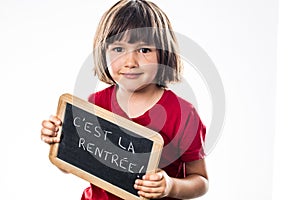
[78,137,144,173]
[73,116,112,139]
[73,115,143,173]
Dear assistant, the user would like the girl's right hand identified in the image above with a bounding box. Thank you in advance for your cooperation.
[41,115,62,144]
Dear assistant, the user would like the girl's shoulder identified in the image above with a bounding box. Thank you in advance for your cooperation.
[88,85,115,106]
[161,89,195,111]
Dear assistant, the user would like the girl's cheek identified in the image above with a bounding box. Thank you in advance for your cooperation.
[108,65,122,83]
[108,66,117,78]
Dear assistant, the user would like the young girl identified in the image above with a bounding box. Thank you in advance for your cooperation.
[41,0,208,199]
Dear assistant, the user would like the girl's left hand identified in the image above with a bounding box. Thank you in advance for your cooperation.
[134,169,173,199]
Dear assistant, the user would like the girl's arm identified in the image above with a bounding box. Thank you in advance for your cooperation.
[134,159,209,199]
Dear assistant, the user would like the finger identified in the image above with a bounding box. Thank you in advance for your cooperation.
[143,172,163,181]
[41,126,58,137]
[41,135,60,144]
[137,190,163,199]
[42,120,59,132]
[135,179,161,188]
[49,115,62,126]
[134,183,164,194]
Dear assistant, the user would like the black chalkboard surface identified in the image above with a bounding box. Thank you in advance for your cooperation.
[49,94,164,200]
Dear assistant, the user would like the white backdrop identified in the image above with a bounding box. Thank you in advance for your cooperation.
[0,0,298,199]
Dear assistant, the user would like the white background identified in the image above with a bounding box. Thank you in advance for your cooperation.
[0,0,298,199]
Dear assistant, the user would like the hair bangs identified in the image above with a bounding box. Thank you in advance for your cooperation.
[105,1,159,46]
[107,28,159,47]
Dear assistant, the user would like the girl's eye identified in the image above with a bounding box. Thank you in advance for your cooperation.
[112,47,124,53]
[138,48,151,53]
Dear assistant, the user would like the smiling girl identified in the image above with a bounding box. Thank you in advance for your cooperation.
[41,1,208,199]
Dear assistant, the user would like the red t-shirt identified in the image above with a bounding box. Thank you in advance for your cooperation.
[81,85,206,200]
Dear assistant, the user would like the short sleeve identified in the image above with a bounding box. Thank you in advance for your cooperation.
[179,107,206,162]
[87,86,114,109]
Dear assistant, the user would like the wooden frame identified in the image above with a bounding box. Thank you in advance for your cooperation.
[49,93,164,200]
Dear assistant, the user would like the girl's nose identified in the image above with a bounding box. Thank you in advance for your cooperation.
[124,50,138,68]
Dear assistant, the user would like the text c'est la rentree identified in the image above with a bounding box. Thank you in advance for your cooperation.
[72,116,145,174]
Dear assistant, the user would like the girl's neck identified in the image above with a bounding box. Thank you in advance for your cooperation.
[116,84,164,118]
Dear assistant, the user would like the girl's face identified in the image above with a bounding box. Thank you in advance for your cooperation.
[106,40,159,92]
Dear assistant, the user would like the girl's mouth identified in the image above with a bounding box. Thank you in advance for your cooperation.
[121,72,143,79]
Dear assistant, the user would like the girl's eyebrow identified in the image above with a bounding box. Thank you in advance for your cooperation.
[108,41,125,46]
[136,42,155,47]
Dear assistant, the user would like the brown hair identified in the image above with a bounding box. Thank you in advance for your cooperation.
[93,0,183,87]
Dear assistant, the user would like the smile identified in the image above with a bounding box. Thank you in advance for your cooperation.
[121,72,143,79]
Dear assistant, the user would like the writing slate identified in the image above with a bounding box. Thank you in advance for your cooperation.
[49,94,164,200]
